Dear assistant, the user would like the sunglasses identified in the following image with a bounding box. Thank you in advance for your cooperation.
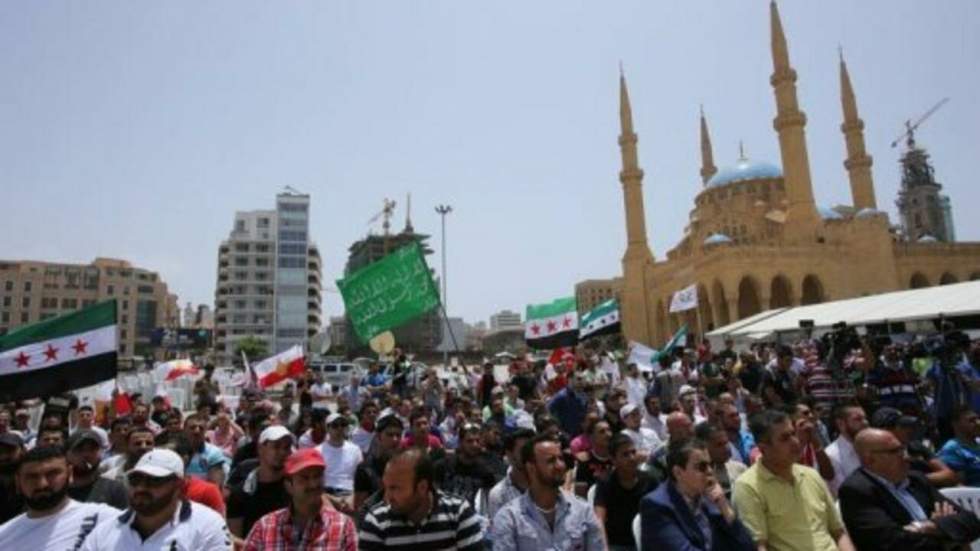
[127,474,177,489]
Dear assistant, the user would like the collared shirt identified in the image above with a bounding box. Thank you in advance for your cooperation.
[243,503,357,551]
[186,443,229,480]
[730,430,756,465]
[491,490,606,551]
[732,461,844,551]
[825,436,861,497]
[622,427,663,459]
[358,489,483,551]
[642,412,668,441]
[486,467,525,523]
[80,499,232,550]
[863,469,927,522]
[0,499,119,549]
[939,437,980,486]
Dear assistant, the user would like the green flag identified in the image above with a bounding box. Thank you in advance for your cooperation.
[337,242,441,343]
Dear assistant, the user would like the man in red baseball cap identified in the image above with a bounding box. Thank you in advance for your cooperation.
[243,448,357,550]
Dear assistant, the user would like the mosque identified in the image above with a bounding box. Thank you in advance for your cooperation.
[617,2,980,347]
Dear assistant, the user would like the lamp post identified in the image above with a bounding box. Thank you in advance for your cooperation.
[435,204,453,367]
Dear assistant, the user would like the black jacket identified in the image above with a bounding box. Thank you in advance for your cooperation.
[839,468,980,551]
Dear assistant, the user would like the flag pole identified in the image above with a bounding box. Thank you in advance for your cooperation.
[694,303,704,345]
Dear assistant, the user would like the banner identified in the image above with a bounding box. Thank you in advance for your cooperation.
[669,284,699,313]
[337,242,441,343]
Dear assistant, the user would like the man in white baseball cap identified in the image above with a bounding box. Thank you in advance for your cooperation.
[80,448,232,550]
[227,425,295,545]
[620,403,663,462]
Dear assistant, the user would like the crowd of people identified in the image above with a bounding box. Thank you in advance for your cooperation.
[1,334,980,550]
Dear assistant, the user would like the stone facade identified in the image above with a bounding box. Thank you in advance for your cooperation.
[618,3,980,347]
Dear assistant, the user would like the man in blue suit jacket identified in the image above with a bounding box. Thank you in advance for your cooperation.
[640,439,754,551]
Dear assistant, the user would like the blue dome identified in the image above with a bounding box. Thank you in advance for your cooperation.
[703,233,733,245]
[818,206,843,220]
[706,159,782,188]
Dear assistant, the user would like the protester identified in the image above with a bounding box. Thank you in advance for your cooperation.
[485,428,534,524]
[620,403,662,462]
[641,438,755,551]
[244,448,358,551]
[870,406,958,487]
[164,433,227,516]
[839,428,980,551]
[320,412,362,511]
[184,413,229,486]
[72,405,109,450]
[359,448,484,549]
[491,434,605,550]
[207,409,244,459]
[227,425,294,543]
[79,448,231,550]
[732,409,855,551]
[548,370,589,438]
[353,414,404,515]
[694,422,747,500]
[642,393,668,441]
[434,421,498,506]
[350,401,378,454]
[937,405,980,486]
[0,432,26,524]
[595,433,658,551]
[65,429,128,509]
[103,425,156,484]
[825,404,869,496]
[0,446,119,547]
[574,419,613,497]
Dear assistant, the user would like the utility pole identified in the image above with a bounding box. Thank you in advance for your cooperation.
[435,204,453,367]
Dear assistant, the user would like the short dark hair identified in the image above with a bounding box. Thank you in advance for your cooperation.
[110,416,132,431]
[609,433,635,457]
[375,414,404,433]
[358,400,379,417]
[17,444,66,472]
[534,414,558,434]
[952,405,976,424]
[248,411,271,433]
[520,433,560,468]
[163,433,195,464]
[776,345,794,359]
[388,448,434,488]
[748,409,790,444]
[503,428,536,454]
[409,408,429,426]
[694,421,724,442]
[127,425,156,442]
[666,438,706,480]
[832,403,862,423]
[77,405,94,413]
[458,422,482,440]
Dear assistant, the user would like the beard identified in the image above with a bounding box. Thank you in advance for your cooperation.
[71,461,98,478]
[130,485,179,516]
[24,484,69,511]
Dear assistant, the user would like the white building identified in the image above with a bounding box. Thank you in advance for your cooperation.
[213,192,322,362]
[489,309,522,331]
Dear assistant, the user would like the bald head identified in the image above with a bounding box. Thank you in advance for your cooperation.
[666,411,694,441]
[855,428,909,483]
[854,428,893,462]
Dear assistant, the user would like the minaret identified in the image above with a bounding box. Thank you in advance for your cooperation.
[404,192,414,233]
[699,106,718,185]
[617,67,655,345]
[769,1,821,235]
[839,50,877,210]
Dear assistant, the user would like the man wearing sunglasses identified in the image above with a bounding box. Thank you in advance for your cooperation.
[839,428,980,550]
[80,448,232,550]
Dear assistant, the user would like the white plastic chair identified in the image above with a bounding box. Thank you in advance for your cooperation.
[939,487,980,551]
[632,514,642,549]
[587,484,597,506]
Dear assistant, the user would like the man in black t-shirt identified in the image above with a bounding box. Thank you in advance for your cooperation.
[434,423,497,505]
[595,433,658,550]
[66,430,128,510]
[226,425,293,545]
[353,414,404,524]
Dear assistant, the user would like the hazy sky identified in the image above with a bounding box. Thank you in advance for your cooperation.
[2,1,978,326]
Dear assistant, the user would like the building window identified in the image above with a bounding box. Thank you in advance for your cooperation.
[121,314,128,324]
[278,257,306,268]
[122,300,129,310]
[0,312,7,323]
[20,312,28,323]
[107,285,114,295]
[4,281,12,292]
[61,298,78,309]
[234,258,249,266]
[138,285,154,294]
[23,281,31,292]
[22,297,30,308]
[258,218,270,228]
[2,296,9,307]
[124,286,130,295]
[120,329,127,340]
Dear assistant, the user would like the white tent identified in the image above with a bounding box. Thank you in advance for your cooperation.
[708,280,980,344]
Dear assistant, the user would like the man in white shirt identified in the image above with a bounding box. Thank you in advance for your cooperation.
[71,405,109,451]
[0,445,119,547]
[310,373,333,410]
[623,363,648,408]
[320,413,363,513]
[350,402,379,454]
[620,403,662,461]
[825,403,868,496]
[641,394,668,442]
[81,448,231,550]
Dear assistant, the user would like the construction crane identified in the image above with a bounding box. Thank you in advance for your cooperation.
[891,97,949,149]
[366,198,397,236]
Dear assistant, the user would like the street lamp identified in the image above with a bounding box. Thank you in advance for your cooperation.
[435,204,453,367]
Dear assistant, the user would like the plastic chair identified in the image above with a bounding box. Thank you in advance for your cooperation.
[632,514,642,549]
[939,487,980,551]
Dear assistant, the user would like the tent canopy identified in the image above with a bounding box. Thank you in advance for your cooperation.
[708,280,980,340]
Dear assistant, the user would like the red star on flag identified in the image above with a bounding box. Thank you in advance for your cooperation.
[14,352,30,368]
[562,317,572,328]
[530,324,541,336]
[44,344,59,362]
[72,339,88,356]
[546,320,557,332]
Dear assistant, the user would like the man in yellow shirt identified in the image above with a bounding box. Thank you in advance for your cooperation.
[733,409,855,551]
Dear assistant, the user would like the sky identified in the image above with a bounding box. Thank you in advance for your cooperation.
[1,1,978,327]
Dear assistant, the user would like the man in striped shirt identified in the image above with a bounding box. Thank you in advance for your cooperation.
[358,448,484,550]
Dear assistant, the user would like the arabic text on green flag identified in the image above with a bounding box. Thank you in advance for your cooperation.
[337,242,441,342]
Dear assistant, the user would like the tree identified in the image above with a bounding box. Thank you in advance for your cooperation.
[234,336,268,364]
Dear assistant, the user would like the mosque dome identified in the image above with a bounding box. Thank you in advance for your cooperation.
[706,158,782,188]
[918,234,938,243]
[855,208,881,218]
[703,233,733,246]
[818,206,844,220]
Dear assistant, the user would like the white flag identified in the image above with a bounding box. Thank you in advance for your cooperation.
[669,284,699,313]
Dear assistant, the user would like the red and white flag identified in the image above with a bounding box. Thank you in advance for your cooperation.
[252,345,305,389]
[157,359,199,381]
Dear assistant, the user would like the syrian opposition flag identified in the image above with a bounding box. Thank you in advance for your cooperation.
[156,359,199,381]
[252,345,305,388]
[0,300,118,402]
[525,297,579,350]
[579,299,621,341]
